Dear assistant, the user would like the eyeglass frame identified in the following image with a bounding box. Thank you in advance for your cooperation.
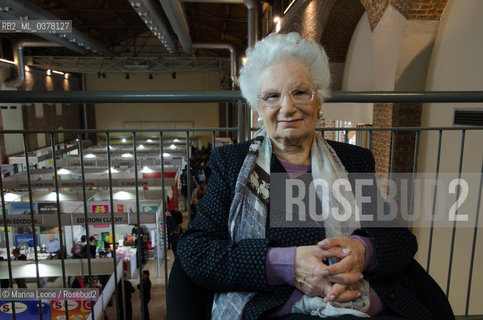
[257,87,318,108]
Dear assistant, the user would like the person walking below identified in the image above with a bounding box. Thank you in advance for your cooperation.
[117,272,135,320]
[137,270,151,320]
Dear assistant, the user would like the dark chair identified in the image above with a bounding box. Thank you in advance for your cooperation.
[167,259,454,320]
[167,259,213,320]
[404,260,455,320]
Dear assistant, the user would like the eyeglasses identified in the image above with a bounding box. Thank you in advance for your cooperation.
[259,87,317,108]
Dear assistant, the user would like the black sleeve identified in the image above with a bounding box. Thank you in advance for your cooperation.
[127,281,135,293]
[177,146,270,292]
[347,147,418,281]
[354,227,417,281]
[175,211,183,225]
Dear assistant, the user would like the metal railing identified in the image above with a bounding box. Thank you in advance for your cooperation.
[0,90,482,319]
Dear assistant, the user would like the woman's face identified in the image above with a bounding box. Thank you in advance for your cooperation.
[258,59,320,146]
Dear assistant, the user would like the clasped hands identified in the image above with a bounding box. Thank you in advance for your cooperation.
[294,237,365,303]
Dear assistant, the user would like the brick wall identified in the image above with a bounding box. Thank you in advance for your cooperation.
[392,103,422,173]
[371,103,393,173]
[321,0,365,62]
[359,0,448,28]
[407,0,448,20]
[319,119,336,141]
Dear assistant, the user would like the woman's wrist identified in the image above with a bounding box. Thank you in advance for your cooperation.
[350,235,377,272]
[265,247,296,286]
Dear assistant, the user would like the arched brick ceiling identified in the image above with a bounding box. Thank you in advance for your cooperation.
[320,0,365,63]
[279,0,337,41]
[359,0,449,30]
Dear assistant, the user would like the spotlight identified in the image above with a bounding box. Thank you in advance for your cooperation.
[64,73,70,79]
[125,73,130,79]
[46,69,52,76]
[171,71,176,79]
[149,73,153,79]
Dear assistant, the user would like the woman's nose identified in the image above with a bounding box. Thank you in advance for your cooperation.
[279,93,295,113]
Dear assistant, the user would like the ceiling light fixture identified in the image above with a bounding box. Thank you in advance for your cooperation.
[4,193,21,202]
[283,0,297,14]
[128,0,177,54]
[0,58,15,65]
[57,168,71,175]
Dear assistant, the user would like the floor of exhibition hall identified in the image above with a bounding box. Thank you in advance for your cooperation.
[104,250,175,320]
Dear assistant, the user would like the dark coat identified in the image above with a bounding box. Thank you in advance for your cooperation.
[138,278,151,303]
[177,140,433,320]
[117,279,135,320]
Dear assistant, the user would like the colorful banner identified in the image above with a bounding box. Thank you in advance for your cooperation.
[51,299,91,320]
[91,205,109,228]
[10,203,36,215]
[141,205,157,213]
[116,204,124,213]
[14,234,39,247]
[0,301,51,320]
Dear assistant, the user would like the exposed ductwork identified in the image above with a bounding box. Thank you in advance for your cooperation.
[180,0,257,48]
[0,0,111,56]
[192,43,239,86]
[4,41,62,88]
[159,0,257,86]
[159,0,192,55]
[128,0,178,54]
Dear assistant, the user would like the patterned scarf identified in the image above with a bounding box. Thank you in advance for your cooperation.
[211,129,370,319]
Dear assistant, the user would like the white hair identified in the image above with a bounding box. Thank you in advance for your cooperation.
[239,32,331,111]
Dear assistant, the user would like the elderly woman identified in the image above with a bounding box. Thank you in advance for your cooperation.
[176,33,451,320]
